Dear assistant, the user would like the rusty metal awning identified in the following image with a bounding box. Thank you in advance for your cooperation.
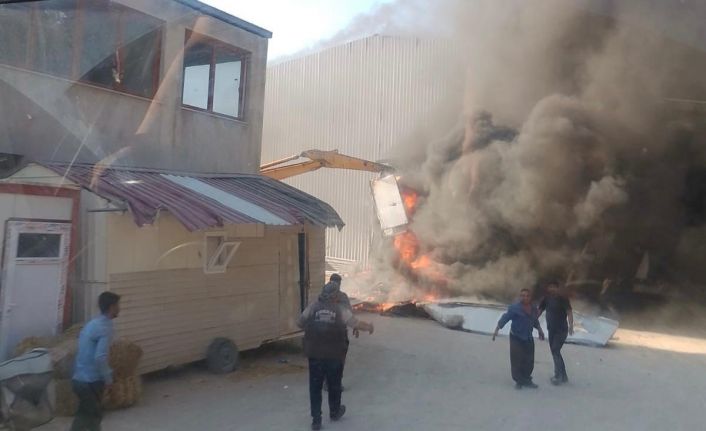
[47,163,344,231]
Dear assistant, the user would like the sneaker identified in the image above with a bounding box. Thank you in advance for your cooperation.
[550,377,562,386]
[515,383,523,390]
[524,381,539,389]
[312,418,322,430]
[330,405,346,421]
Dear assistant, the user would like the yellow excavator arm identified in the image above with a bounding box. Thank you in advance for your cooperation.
[260,149,392,180]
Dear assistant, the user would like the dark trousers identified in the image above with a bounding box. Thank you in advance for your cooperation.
[309,358,344,420]
[509,335,535,385]
[324,341,348,389]
[549,329,568,380]
[70,380,105,431]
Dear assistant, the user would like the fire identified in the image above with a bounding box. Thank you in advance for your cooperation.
[393,231,420,264]
[402,190,418,213]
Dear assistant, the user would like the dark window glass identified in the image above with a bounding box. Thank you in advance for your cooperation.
[183,42,212,109]
[79,1,161,97]
[121,12,161,98]
[0,0,161,98]
[0,3,31,67]
[182,33,248,119]
[31,0,79,78]
[80,1,120,89]
[17,233,62,258]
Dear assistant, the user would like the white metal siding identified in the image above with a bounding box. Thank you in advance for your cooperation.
[262,35,464,266]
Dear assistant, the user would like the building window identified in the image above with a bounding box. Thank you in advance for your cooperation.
[203,232,240,274]
[0,0,162,99]
[17,233,62,259]
[79,1,162,98]
[182,32,248,119]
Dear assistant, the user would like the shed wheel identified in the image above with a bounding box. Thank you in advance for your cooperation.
[206,338,239,374]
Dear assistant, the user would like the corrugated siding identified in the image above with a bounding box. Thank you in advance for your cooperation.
[108,225,326,374]
[112,266,279,374]
[262,35,464,266]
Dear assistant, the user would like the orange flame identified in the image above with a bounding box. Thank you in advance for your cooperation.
[402,191,418,213]
[391,185,449,287]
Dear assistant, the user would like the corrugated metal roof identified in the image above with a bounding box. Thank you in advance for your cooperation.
[47,163,344,231]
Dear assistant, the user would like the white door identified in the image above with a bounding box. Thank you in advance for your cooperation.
[0,221,71,360]
[370,174,409,237]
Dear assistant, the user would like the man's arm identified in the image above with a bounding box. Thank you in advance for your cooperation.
[297,303,315,329]
[94,324,113,385]
[533,309,545,341]
[537,297,546,318]
[341,308,374,334]
[492,308,512,341]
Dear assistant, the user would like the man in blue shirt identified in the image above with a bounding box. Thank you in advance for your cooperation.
[492,288,545,389]
[71,292,120,431]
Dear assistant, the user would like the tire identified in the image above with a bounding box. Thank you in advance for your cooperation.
[206,338,239,374]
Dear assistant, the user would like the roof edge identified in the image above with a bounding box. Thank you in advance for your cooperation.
[173,0,272,39]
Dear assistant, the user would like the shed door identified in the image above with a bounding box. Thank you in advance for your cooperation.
[0,221,71,360]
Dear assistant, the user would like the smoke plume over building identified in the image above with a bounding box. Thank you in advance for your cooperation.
[341,0,706,301]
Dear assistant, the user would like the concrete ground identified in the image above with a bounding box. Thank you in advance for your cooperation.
[39,313,706,431]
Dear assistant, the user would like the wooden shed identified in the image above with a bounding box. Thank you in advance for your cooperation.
[46,162,343,374]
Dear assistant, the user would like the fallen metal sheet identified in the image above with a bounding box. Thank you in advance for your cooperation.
[382,301,430,318]
[423,302,619,347]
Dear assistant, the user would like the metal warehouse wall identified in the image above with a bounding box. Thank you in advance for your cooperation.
[262,35,465,268]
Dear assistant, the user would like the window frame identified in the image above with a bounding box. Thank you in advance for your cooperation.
[203,231,241,274]
[0,0,163,100]
[182,30,249,121]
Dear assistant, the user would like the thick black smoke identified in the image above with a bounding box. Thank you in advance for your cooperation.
[363,0,706,301]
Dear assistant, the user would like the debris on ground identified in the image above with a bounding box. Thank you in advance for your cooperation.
[382,301,430,319]
[351,296,618,347]
[424,302,619,347]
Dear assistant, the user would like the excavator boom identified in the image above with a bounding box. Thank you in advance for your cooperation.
[260,149,391,180]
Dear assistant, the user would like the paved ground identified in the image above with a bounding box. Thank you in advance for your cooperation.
[40,313,706,431]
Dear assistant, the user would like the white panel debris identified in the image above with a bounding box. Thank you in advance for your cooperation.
[370,174,409,236]
[423,302,619,347]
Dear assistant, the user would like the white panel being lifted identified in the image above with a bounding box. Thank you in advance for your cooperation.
[370,174,408,237]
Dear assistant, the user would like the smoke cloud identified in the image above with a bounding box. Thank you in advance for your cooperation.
[348,0,706,301]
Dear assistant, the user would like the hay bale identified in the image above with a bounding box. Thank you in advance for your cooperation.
[103,376,141,410]
[54,379,78,417]
[109,339,143,379]
[13,337,50,357]
[15,329,143,412]
[51,338,78,380]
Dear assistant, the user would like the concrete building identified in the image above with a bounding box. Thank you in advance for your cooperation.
[262,35,465,270]
[0,0,269,174]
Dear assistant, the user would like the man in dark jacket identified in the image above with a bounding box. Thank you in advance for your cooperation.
[538,281,574,385]
[322,274,351,392]
[298,284,374,430]
[492,288,545,389]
